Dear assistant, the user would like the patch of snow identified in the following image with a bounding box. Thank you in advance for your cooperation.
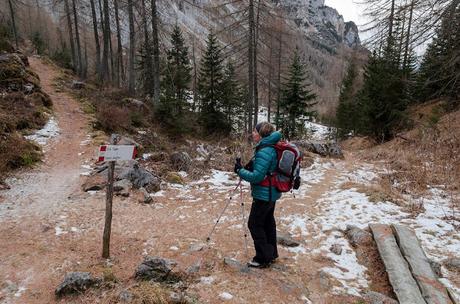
[25,117,60,145]
[169,246,179,251]
[200,276,215,285]
[317,231,369,296]
[55,226,67,236]
[142,153,152,160]
[219,292,234,300]
[280,214,310,236]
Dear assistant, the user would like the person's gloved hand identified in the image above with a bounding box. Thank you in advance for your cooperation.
[244,159,254,171]
[234,158,243,174]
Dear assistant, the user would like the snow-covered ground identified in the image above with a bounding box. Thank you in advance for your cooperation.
[184,154,460,299]
[25,117,60,146]
[257,106,332,141]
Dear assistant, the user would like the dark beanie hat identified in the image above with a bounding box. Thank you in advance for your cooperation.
[255,122,275,138]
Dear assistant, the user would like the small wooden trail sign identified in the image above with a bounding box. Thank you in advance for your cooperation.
[101,135,136,259]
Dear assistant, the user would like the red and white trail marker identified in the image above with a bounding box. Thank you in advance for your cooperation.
[98,145,137,162]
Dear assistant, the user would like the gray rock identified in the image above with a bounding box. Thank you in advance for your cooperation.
[189,242,206,252]
[114,179,132,197]
[135,256,180,282]
[363,291,398,304]
[277,233,300,247]
[71,80,85,90]
[169,291,195,304]
[55,272,100,297]
[170,151,192,171]
[118,290,134,303]
[429,259,443,277]
[186,261,201,274]
[318,270,331,290]
[119,161,160,191]
[346,225,373,247]
[293,140,343,158]
[444,258,460,272]
[223,257,250,273]
[330,244,343,255]
[139,187,153,204]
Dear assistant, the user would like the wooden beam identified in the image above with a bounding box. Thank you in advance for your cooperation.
[392,224,453,304]
[370,224,426,304]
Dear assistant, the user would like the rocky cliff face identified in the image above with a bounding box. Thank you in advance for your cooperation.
[274,0,361,48]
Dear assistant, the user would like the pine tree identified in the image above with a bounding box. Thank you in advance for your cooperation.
[156,25,192,130]
[221,62,245,132]
[358,42,408,141]
[197,32,228,134]
[417,2,459,103]
[336,60,359,137]
[280,48,317,139]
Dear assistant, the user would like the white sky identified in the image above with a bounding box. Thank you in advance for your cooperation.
[324,0,367,26]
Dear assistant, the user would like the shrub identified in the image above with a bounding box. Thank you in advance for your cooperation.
[95,105,131,132]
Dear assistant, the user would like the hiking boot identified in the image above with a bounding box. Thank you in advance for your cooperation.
[247,260,270,268]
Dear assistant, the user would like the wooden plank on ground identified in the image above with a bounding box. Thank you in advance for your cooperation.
[392,224,453,304]
[369,224,426,304]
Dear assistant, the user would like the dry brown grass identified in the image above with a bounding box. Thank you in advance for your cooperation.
[102,282,170,304]
[364,100,460,218]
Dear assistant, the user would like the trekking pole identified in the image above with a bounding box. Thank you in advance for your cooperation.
[206,179,242,243]
[239,179,249,258]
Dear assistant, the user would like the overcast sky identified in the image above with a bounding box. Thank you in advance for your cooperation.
[324,0,367,26]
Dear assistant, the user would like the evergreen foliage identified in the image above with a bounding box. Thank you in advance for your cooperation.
[197,32,229,134]
[357,40,408,141]
[137,41,155,96]
[221,61,246,133]
[31,31,46,55]
[156,25,192,131]
[279,48,317,139]
[417,2,459,103]
[336,60,360,137]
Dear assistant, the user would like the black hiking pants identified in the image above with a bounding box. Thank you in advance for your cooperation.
[248,199,278,264]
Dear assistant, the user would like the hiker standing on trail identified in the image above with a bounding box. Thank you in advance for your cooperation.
[234,122,282,268]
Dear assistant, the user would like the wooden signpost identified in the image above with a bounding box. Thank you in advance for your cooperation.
[99,134,137,259]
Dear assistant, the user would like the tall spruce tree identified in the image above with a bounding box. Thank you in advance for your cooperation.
[221,62,245,132]
[198,32,228,134]
[358,42,408,141]
[156,25,192,130]
[336,61,359,137]
[280,48,317,139]
[417,2,460,103]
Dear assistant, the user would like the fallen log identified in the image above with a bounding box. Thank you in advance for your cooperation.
[392,224,453,304]
[369,224,426,304]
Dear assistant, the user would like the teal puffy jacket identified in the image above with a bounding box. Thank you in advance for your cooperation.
[238,131,282,202]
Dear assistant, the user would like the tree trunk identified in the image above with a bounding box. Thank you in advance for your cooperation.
[276,30,282,129]
[141,0,153,96]
[114,0,124,86]
[101,0,110,82]
[64,0,77,71]
[72,0,83,77]
[83,27,88,78]
[109,26,115,82]
[89,0,101,80]
[389,0,396,39]
[127,0,136,95]
[192,38,198,112]
[253,0,261,127]
[247,0,255,132]
[151,0,161,106]
[267,36,273,123]
[403,0,414,69]
[7,0,19,49]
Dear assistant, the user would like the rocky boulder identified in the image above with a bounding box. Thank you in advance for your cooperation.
[277,233,300,247]
[55,272,100,297]
[345,225,373,247]
[293,140,343,158]
[135,256,181,282]
[119,161,161,192]
[170,151,191,171]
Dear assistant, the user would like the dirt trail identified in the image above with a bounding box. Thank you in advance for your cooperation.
[0,57,92,219]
